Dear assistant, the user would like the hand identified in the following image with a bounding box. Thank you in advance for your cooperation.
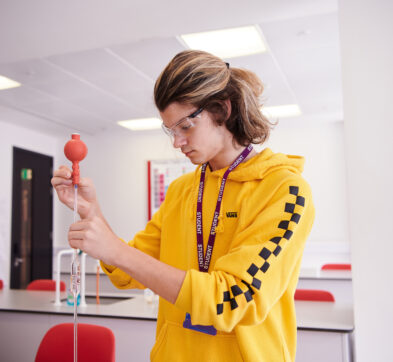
[51,165,99,219]
[68,216,125,265]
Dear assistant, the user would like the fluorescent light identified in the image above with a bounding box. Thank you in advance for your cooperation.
[180,25,267,59]
[262,104,302,118]
[0,75,21,90]
[117,118,162,131]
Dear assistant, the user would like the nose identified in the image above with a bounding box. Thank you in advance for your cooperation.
[173,133,187,148]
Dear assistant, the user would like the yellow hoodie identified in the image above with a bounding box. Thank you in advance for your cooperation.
[101,148,315,361]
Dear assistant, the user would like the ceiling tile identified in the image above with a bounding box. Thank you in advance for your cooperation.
[0,59,72,85]
[0,86,56,106]
[260,12,340,54]
[30,77,144,121]
[0,104,75,135]
[24,100,108,134]
[46,49,154,107]
[228,53,295,106]
[0,5,343,131]
[108,37,186,81]
[271,46,342,114]
[259,13,342,117]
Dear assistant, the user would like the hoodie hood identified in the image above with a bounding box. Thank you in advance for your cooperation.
[187,148,305,222]
[207,148,305,182]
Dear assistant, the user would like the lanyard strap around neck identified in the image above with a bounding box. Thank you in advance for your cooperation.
[196,145,253,272]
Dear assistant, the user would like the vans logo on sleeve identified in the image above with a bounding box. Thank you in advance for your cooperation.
[226,212,238,218]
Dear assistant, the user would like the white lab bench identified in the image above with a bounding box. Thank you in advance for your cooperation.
[0,289,157,362]
[296,300,354,362]
[298,268,353,304]
[0,288,353,362]
[295,268,354,361]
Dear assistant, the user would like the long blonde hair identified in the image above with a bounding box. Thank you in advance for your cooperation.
[154,50,274,146]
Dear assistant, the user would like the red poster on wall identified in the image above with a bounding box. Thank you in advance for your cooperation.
[147,159,196,220]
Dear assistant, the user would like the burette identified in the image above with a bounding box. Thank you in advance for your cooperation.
[64,133,88,362]
[71,185,80,362]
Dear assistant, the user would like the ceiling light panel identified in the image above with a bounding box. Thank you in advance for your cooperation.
[262,104,302,118]
[0,75,21,90]
[180,25,267,59]
[118,118,162,131]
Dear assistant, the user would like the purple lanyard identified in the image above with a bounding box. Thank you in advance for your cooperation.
[196,145,253,272]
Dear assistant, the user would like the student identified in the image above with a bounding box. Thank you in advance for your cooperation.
[52,50,315,361]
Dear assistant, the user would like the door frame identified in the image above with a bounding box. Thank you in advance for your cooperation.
[10,147,53,289]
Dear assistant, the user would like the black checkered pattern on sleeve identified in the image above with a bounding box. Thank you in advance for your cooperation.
[216,185,305,315]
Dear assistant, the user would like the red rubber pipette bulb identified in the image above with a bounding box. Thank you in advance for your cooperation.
[64,134,88,185]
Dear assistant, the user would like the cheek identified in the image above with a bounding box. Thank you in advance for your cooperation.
[189,120,223,153]
[192,133,212,152]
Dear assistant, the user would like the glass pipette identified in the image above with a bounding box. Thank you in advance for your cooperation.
[71,184,80,362]
[64,132,87,362]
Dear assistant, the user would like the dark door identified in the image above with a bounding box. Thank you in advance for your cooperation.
[10,147,53,289]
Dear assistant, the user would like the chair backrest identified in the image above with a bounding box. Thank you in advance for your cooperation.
[35,323,115,362]
[295,289,335,302]
[321,263,351,271]
[0,279,3,289]
[27,279,66,291]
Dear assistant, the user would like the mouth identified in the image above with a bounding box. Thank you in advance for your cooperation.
[183,150,194,157]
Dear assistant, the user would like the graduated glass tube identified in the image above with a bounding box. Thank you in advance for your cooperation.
[70,184,80,362]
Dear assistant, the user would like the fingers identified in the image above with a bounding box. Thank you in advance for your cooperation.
[54,165,72,178]
[68,218,102,252]
[51,166,92,191]
[68,230,85,240]
[51,178,72,188]
[68,220,90,249]
[51,165,73,187]
[69,237,82,250]
[69,219,90,231]
[68,232,82,247]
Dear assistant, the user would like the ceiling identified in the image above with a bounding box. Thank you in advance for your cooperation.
[0,0,342,136]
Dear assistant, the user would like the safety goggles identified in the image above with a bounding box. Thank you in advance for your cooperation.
[161,108,203,138]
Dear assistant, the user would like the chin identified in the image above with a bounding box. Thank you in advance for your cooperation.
[188,156,200,165]
[187,152,204,165]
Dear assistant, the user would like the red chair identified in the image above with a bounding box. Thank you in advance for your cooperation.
[0,279,3,289]
[321,263,351,271]
[27,279,66,292]
[295,289,335,302]
[35,323,115,362]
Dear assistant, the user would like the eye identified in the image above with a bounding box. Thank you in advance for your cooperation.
[180,122,192,131]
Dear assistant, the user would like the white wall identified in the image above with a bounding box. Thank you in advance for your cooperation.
[339,0,393,360]
[0,120,60,287]
[266,120,348,245]
[266,120,350,268]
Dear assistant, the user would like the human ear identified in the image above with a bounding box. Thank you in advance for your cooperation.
[221,99,232,121]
